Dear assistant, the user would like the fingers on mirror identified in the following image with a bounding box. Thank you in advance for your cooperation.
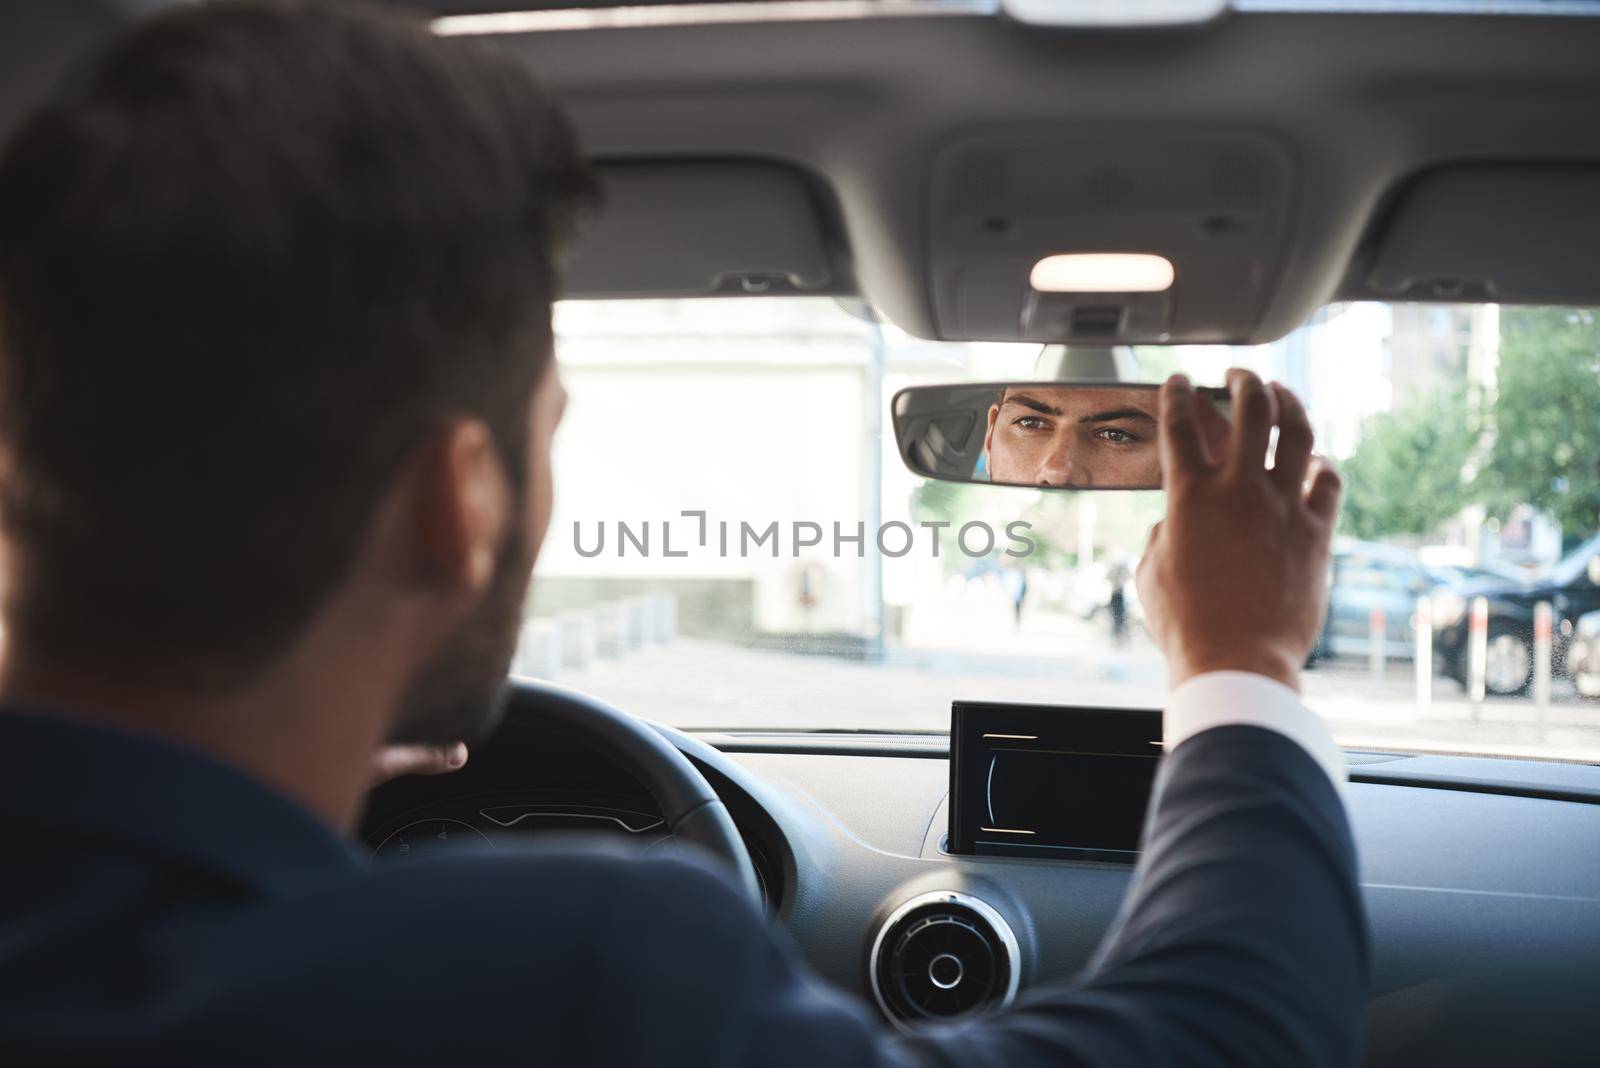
[1195,387,1230,461]
[1158,375,1210,482]
[1224,368,1276,477]
[1269,381,1315,495]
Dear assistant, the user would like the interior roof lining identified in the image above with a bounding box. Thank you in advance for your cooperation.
[27,1,1600,342]
[508,8,1600,340]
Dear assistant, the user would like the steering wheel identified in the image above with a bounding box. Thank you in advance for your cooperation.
[500,678,762,903]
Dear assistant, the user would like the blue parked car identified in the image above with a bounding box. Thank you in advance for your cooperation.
[1310,540,1458,665]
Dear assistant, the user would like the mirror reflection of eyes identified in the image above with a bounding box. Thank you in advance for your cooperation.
[892,381,1227,491]
[1005,407,1154,445]
[1081,408,1156,444]
[1094,426,1144,446]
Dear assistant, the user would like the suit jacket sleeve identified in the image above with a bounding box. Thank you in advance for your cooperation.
[592,724,1368,1068]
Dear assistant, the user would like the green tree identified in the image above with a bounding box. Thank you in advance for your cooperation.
[1339,389,1477,540]
[1485,307,1600,538]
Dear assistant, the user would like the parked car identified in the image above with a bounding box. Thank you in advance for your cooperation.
[1436,533,1600,696]
[1311,540,1455,664]
[1430,560,1537,587]
[1568,609,1600,700]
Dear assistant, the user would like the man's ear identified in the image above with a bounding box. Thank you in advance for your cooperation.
[410,420,510,594]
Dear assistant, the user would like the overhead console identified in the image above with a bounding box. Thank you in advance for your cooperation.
[927,127,1297,344]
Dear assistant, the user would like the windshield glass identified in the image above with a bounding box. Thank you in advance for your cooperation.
[524,298,1600,761]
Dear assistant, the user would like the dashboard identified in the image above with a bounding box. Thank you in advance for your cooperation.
[360,711,1600,1060]
[947,701,1160,862]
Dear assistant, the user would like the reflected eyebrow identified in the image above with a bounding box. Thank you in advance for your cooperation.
[1002,393,1063,416]
[1079,407,1157,424]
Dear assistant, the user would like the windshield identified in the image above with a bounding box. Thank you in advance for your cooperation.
[523,298,1600,762]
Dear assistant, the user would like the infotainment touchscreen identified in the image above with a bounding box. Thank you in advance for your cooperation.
[947,701,1162,862]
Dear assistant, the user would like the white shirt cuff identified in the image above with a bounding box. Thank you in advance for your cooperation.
[1165,671,1347,800]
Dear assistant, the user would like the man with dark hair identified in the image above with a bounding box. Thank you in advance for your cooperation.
[0,1,595,752]
[0,3,1364,1065]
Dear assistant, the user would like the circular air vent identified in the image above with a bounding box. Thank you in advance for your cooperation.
[869,891,1020,1029]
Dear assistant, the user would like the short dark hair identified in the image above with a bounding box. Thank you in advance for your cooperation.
[0,1,598,687]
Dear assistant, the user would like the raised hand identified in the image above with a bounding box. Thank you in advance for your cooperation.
[1136,369,1342,692]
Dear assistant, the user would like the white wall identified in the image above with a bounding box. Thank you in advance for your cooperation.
[542,303,874,634]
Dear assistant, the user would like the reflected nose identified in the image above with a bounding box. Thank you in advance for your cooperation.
[1037,442,1074,486]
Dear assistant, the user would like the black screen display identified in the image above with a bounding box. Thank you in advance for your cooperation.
[948,701,1162,862]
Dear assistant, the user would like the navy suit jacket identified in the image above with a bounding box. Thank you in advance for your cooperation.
[0,710,1367,1066]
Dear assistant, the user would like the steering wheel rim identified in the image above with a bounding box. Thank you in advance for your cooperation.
[500,678,761,903]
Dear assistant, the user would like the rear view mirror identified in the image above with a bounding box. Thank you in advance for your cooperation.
[891,381,1228,490]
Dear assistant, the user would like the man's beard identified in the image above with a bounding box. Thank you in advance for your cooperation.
[387,515,533,747]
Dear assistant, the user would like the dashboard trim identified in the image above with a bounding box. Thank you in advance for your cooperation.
[694,732,1600,806]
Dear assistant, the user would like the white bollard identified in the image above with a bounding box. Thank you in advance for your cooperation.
[1413,596,1432,712]
[1368,607,1387,681]
[511,619,560,681]
[638,595,662,643]
[643,594,677,644]
[555,609,598,670]
[592,603,624,658]
[645,595,669,644]
[620,597,648,649]
[1468,596,1489,715]
[1533,601,1553,730]
[655,594,678,644]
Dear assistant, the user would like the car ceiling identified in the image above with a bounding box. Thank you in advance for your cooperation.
[6,1,1600,345]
